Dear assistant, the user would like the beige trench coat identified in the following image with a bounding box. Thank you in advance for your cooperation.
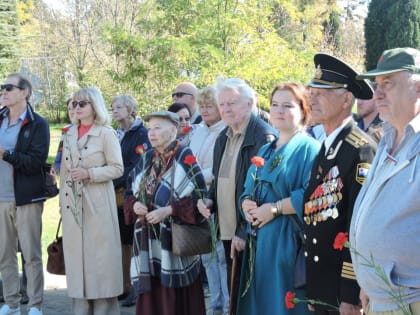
[59,124,124,299]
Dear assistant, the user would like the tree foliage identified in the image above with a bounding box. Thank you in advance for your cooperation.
[13,0,366,120]
[0,0,20,77]
[365,0,420,70]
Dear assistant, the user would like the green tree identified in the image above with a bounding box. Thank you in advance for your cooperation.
[0,0,20,76]
[365,0,420,70]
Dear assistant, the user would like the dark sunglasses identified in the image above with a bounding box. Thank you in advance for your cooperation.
[72,100,91,109]
[172,92,193,98]
[179,117,190,122]
[1,84,23,92]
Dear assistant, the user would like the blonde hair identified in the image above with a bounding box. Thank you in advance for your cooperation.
[197,85,217,108]
[72,87,110,126]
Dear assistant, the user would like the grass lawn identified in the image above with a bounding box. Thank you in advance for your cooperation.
[41,124,64,266]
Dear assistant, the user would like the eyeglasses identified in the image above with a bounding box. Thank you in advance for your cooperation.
[179,117,190,122]
[72,100,91,109]
[172,92,193,98]
[1,84,23,92]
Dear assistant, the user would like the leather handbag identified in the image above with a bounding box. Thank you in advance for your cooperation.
[44,163,59,199]
[47,218,65,275]
[115,186,125,208]
[290,215,306,289]
[171,219,212,256]
[169,163,212,256]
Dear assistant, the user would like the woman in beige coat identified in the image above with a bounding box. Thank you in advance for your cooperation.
[59,87,124,315]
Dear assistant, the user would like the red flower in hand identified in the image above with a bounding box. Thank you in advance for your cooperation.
[135,145,146,155]
[62,126,70,133]
[333,232,349,251]
[182,126,192,134]
[285,291,297,309]
[184,154,196,165]
[251,156,264,168]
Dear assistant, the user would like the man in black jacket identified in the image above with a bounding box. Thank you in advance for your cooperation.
[198,77,276,314]
[303,54,376,315]
[0,73,50,315]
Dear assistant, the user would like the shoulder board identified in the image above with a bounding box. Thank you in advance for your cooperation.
[345,129,369,148]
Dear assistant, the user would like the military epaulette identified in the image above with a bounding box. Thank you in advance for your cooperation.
[345,129,369,148]
[341,261,357,280]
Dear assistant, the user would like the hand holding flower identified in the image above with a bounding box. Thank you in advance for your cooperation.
[145,206,172,224]
[242,198,257,223]
[197,198,213,219]
[133,201,148,216]
[249,202,275,228]
[70,167,90,181]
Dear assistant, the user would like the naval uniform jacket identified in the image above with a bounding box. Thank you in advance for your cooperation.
[303,121,376,309]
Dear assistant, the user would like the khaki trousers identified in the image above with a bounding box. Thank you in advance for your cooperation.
[367,301,420,315]
[0,201,44,309]
[72,297,120,315]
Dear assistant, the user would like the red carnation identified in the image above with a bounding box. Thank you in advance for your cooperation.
[333,232,349,251]
[251,156,265,168]
[285,291,297,309]
[182,126,192,134]
[135,145,146,155]
[62,126,70,133]
[184,154,196,165]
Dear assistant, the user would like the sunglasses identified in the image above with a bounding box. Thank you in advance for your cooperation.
[1,84,23,92]
[172,92,193,98]
[72,100,91,109]
[179,117,190,122]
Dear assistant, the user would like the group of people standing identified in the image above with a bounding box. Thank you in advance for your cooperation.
[0,46,418,315]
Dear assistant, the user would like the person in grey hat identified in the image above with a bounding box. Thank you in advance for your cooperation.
[124,109,208,315]
[350,47,420,315]
[303,53,377,315]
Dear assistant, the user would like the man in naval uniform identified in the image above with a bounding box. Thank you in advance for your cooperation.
[303,53,377,315]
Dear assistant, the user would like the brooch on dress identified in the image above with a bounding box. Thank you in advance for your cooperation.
[269,154,282,172]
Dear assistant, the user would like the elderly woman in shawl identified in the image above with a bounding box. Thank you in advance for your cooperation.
[124,110,207,315]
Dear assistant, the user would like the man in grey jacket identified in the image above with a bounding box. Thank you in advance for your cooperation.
[350,47,420,315]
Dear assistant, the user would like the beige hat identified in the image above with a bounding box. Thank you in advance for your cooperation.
[144,110,180,128]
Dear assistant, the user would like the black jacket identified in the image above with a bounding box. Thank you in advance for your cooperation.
[1,104,50,206]
[303,120,376,308]
[209,114,277,240]
[113,119,150,189]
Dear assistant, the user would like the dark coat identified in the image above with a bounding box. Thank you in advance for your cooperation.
[303,121,376,308]
[113,119,150,190]
[209,114,277,240]
[0,104,50,206]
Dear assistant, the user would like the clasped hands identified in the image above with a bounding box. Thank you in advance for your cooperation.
[133,201,171,224]
[242,198,273,228]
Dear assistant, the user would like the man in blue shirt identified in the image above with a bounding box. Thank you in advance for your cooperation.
[0,73,50,315]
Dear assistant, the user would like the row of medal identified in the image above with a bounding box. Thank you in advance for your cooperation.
[304,166,343,226]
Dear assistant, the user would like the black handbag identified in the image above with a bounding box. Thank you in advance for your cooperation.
[290,215,306,289]
[46,218,65,275]
[44,163,59,198]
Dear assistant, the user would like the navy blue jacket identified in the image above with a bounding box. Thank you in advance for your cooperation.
[113,119,150,190]
[1,104,50,206]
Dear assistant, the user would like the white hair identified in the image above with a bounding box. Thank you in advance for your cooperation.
[214,77,255,106]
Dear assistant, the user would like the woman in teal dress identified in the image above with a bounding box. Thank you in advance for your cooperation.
[236,83,320,315]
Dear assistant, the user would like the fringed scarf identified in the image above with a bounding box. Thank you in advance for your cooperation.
[130,141,203,294]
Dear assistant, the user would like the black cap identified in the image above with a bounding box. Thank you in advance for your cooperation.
[308,53,374,100]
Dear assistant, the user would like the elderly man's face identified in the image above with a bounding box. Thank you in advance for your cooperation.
[309,88,348,125]
[218,88,251,131]
[374,71,418,129]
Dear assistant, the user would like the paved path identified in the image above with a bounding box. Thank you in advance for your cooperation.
[17,271,136,315]
[7,271,210,314]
